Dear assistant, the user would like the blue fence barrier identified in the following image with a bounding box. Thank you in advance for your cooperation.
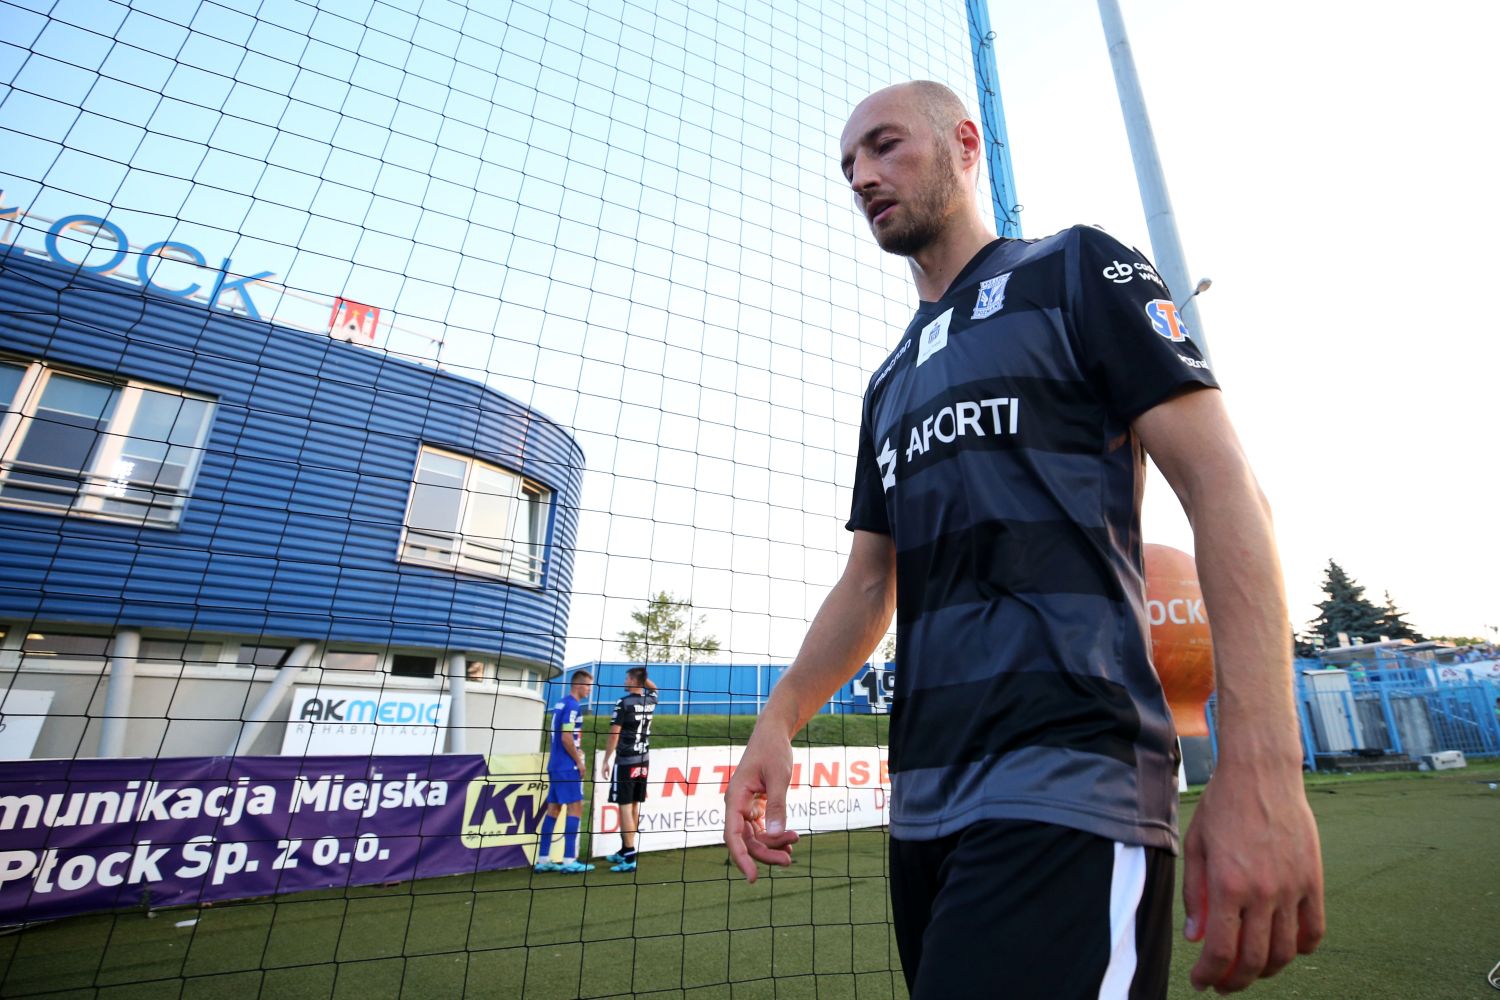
[548,661,896,717]
[1209,660,1500,770]
[559,657,1500,771]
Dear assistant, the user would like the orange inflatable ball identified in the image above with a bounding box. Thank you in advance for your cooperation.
[1144,544,1215,737]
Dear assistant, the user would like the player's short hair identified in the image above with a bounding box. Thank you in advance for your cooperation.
[903,80,972,144]
[625,666,647,685]
[570,669,594,685]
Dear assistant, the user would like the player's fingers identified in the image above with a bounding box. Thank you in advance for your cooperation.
[722,809,760,883]
[757,827,801,849]
[723,783,765,881]
[743,833,795,869]
[1216,904,1271,993]
[1260,904,1298,980]
[762,787,789,837]
[1181,827,1208,943]
[1296,888,1325,955]
[1189,901,1242,992]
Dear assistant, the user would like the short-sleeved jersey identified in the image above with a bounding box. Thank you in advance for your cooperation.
[548,694,584,774]
[848,225,1217,852]
[610,690,658,765]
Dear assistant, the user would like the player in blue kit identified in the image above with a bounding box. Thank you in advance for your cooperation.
[724,81,1325,997]
[536,669,594,874]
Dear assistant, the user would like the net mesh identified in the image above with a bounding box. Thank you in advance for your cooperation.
[0,0,995,995]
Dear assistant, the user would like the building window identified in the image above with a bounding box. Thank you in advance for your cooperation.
[322,650,380,673]
[0,359,214,526]
[391,654,437,678]
[139,639,223,666]
[237,644,295,668]
[20,632,111,661]
[399,445,550,585]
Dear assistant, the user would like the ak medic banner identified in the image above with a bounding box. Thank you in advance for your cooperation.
[590,745,889,858]
[0,752,547,923]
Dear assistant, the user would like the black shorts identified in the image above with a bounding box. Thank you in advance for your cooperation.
[891,819,1174,1000]
[608,762,648,804]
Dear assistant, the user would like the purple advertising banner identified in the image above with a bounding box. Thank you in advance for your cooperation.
[0,753,548,923]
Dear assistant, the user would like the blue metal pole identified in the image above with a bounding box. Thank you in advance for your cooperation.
[1340,690,1360,750]
[1380,687,1403,755]
[966,0,1022,238]
[1096,0,1211,365]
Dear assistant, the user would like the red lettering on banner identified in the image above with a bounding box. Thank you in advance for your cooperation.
[713,764,736,793]
[663,767,699,797]
[879,760,890,785]
[600,805,620,834]
[812,762,839,787]
[849,761,870,786]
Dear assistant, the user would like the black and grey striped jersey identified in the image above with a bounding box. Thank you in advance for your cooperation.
[611,690,658,765]
[847,225,1218,852]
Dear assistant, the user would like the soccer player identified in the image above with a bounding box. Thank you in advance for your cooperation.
[723,81,1325,997]
[536,669,594,874]
[600,667,658,873]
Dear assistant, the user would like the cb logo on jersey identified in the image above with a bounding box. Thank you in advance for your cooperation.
[1145,299,1190,342]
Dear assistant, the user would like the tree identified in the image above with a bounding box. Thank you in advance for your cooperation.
[1307,560,1386,647]
[1292,626,1320,659]
[1431,635,1487,648]
[618,591,720,664]
[878,633,897,663]
[1375,590,1425,642]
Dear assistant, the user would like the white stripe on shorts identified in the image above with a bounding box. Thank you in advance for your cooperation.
[1097,841,1148,1000]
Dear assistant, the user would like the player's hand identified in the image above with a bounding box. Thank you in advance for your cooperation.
[1183,761,1325,993]
[723,728,800,882]
[599,755,613,782]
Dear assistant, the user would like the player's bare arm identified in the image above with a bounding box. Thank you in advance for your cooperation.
[602,725,621,780]
[563,720,587,773]
[1133,386,1326,994]
[724,529,896,882]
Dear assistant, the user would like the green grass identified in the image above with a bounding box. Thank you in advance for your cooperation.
[3,761,1497,999]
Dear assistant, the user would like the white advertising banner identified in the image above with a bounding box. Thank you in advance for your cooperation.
[1433,659,1500,684]
[590,744,890,858]
[281,686,450,756]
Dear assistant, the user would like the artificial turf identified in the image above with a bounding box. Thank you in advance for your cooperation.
[2,761,1496,999]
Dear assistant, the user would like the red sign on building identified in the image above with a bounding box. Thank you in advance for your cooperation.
[329,298,380,344]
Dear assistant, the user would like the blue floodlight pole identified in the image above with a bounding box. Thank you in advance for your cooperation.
[966,0,1022,238]
[1096,0,1211,364]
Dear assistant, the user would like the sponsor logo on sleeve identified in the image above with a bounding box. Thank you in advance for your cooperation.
[915,308,953,366]
[1102,259,1166,290]
[971,272,1011,320]
[877,438,897,491]
[1145,299,1190,342]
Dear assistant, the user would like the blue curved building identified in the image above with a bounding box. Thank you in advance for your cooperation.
[0,250,583,760]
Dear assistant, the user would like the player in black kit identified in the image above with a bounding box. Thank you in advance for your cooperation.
[724,81,1326,998]
[601,667,658,872]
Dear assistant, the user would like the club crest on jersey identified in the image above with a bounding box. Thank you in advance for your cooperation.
[1145,299,1190,342]
[972,272,1011,320]
[915,308,953,367]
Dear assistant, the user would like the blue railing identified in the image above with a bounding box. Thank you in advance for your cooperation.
[1209,660,1500,770]
[548,661,893,717]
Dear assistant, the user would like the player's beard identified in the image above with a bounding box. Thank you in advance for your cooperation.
[872,142,962,258]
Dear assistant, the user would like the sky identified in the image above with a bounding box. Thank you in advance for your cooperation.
[991,0,1500,638]
[0,0,1495,674]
